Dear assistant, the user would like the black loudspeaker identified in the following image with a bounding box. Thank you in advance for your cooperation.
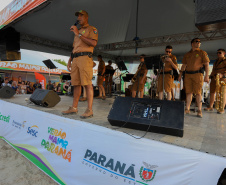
[0,86,16,98]
[217,168,226,185]
[30,89,61,108]
[0,27,20,61]
[4,27,20,51]
[108,97,184,137]
[195,0,226,31]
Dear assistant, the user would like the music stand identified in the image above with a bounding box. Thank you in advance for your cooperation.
[43,59,57,69]
[42,59,58,89]
[122,76,130,82]
[144,55,163,70]
[116,61,127,71]
[42,59,58,79]
[126,74,134,81]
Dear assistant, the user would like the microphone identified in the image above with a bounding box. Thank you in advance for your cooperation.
[74,20,79,26]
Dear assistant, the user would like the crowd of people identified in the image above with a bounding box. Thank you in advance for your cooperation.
[0,76,71,96]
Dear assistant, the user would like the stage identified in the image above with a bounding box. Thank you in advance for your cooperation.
[2,94,226,157]
[1,94,226,185]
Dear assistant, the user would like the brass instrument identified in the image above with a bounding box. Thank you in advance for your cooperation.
[161,55,169,60]
[132,63,144,83]
[215,73,226,112]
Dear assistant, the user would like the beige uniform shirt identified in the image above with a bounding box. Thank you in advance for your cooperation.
[72,23,98,53]
[210,57,226,77]
[164,54,178,71]
[182,49,210,71]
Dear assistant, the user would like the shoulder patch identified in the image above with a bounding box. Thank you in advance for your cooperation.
[93,28,98,34]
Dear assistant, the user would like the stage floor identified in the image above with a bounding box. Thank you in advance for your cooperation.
[2,94,226,157]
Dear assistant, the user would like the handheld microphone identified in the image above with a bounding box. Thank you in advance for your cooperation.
[74,20,79,26]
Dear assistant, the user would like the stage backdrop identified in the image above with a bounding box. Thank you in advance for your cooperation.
[0,100,226,185]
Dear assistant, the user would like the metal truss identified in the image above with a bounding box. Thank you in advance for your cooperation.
[21,33,72,52]
[95,29,226,51]
[21,29,226,61]
[20,33,116,60]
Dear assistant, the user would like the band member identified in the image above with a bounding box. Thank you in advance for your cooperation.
[131,54,148,98]
[157,45,178,100]
[62,10,98,118]
[105,60,114,96]
[178,38,210,118]
[96,55,106,100]
[204,49,226,114]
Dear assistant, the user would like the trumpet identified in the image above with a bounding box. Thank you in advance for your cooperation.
[161,55,169,60]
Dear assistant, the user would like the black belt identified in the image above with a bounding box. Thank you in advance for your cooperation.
[71,52,92,59]
[185,70,202,74]
[160,70,173,75]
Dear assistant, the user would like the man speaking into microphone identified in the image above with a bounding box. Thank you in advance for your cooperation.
[62,10,98,118]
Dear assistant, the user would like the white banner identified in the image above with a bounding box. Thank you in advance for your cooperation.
[0,100,226,185]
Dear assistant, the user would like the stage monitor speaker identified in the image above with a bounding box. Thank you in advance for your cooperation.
[195,0,226,31]
[108,97,184,137]
[30,89,61,108]
[217,168,226,185]
[0,86,16,98]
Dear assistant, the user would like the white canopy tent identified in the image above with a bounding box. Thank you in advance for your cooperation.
[0,0,226,61]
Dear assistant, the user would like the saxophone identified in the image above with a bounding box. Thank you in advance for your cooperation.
[132,63,144,83]
[215,73,226,112]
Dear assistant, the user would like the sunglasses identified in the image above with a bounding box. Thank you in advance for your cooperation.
[166,51,171,53]
[217,52,222,54]
[194,40,201,43]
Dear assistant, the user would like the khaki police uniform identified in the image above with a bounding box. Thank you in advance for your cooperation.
[210,57,226,93]
[97,59,105,86]
[105,65,114,92]
[157,55,178,93]
[182,49,210,94]
[132,62,147,91]
[71,23,98,86]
